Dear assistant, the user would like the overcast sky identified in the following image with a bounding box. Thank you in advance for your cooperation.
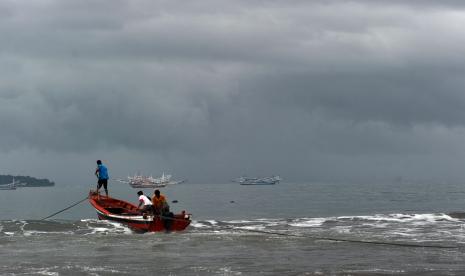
[1,0,465,185]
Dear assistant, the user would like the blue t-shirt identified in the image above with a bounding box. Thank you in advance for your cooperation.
[97,164,109,180]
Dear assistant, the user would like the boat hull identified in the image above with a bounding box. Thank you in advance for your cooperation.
[129,183,167,188]
[235,176,281,185]
[88,191,191,232]
[239,182,278,185]
[128,180,186,188]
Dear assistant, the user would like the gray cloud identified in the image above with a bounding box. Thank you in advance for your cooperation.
[1,0,465,183]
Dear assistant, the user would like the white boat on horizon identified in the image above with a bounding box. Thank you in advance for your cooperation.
[233,176,281,185]
[116,173,186,188]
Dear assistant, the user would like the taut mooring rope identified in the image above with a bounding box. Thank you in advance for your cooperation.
[40,195,89,220]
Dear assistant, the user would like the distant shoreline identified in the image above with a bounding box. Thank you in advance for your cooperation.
[0,175,55,187]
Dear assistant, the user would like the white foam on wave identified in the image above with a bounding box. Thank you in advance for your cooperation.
[58,264,123,274]
[104,220,133,233]
[196,213,457,231]
[3,219,134,236]
[335,213,459,224]
[256,218,282,222]
[24,266,59,276]
[210,229,243,236]
[360,222,389,228]
[290,218,327,227]
[79,265,121,274]
[191,213,463,241]
[338,214,405,222]
[23,230,75,237]
[5,220,30,236]
[261,221,282,227]
[190,220,220,228]
[227,219,255,224]
[347,268,406,274]
[408,213,457,224]
[193,219,287,231]
[227,218,281,224]
[35,270,58,276]
[218,266,242,275]
[387,231,417,237]
[225,220,285,228]
[206,220,218,225]
[333,225,352,234]
[18,220,28,233]
[236,225,266,231]
[190,221,210,228]
[82,219,133,235]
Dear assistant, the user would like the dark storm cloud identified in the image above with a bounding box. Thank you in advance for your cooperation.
[242,68,465,127]
[1,0,465,182]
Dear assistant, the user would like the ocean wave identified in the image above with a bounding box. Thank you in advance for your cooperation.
[289,217,327,227]
[188,213,465,245]
[1,213,464,243]
[0,219,133,236]
[3,264,125,275]
[333,213,458,223]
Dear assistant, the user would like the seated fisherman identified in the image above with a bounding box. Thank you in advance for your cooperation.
[151,189,169,215]
[151,189,173,231]
[137,191,153,214]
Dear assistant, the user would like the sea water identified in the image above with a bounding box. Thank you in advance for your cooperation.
[1,181,465,275]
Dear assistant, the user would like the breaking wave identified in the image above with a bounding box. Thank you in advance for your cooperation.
[0,219,133,237]
[187,213,465,246]
[1,213,465,245]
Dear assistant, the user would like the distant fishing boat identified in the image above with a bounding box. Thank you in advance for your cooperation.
[88,190,191,232]
[234,176,281,185]
[0,178,16,190]
[116,173,186,188]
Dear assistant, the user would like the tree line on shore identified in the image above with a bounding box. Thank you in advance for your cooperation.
[0,175,54,187]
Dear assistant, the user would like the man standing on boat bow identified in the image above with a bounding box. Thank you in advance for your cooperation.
[95,160,109,196]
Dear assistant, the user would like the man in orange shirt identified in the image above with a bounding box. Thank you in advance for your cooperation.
[152,189,173,231]
[151,189,169,215]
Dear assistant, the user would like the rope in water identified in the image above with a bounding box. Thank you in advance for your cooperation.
[40,195,89,220]
[224,227,459,249]
[156,215,459,249]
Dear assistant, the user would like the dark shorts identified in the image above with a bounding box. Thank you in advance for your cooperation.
[97,179,108,190]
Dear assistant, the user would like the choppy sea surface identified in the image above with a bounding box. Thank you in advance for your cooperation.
[2,181,465,275]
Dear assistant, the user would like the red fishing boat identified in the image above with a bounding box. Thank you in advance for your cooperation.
[88,190,191,232]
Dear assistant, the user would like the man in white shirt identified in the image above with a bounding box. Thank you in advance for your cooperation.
[137,191,153,214]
